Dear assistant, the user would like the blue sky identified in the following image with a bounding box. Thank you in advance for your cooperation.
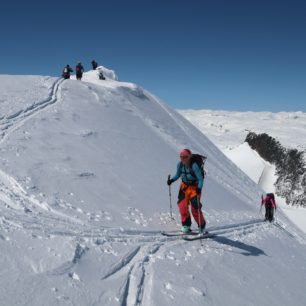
[1,0,306,111]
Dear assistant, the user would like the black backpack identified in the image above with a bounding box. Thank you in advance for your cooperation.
[180,154,207,179]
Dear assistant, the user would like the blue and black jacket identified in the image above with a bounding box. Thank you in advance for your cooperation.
[171,162,203,190]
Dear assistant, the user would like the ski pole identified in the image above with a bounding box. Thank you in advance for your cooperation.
[197,195,201,233]
[259,194,263,216]
[168,175,173,219]
[274,206,277,222]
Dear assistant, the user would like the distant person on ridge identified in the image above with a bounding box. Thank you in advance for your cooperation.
[76,62,84,80]
[261,193,276,222]
[91,60,98,70]
[99,71,105,80]
[167,149,206,233]
[62,65,73,79]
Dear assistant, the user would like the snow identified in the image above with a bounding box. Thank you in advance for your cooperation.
[280,205,306,233]
[179,108,306,234]
[0,75,57,120]
[0,67,306,305]
[227,144,306,234]
[179,109,306,151]
[225,143,266,184]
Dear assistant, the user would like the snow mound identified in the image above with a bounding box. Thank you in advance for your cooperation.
[82,65,118,82]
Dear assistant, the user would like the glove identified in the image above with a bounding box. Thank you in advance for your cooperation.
[196,188,201,195]
[167,178,173,186]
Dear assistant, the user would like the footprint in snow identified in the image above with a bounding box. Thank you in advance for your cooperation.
[164,282,173,291]
[184,250,192,261]
[77,172,95,178]
[165,251,176,261]
[158,212,178,225]
[80,130,98,138]
[125,207,149,227]
[162,282,175,300]
[191,287,206,296]
[68,272,80,281]
[89,210,112,222]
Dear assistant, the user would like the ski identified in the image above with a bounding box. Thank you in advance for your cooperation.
[182,232,215,241]
[161,231,200,237]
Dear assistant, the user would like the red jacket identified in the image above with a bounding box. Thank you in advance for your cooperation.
[261,195,276,208]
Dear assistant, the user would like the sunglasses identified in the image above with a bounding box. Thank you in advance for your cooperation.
[180,156,190,159]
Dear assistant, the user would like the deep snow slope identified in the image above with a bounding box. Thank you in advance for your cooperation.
[0,68,306,306]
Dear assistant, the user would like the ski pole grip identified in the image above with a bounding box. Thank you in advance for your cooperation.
[168,174,171,180]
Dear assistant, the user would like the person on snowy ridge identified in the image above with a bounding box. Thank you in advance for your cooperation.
[91,60,98,70]
[62,65,73,79]
[76,62,84,80]
[167,149,206,233]
[261,193,276,222]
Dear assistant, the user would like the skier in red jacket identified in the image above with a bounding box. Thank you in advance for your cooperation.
[261,193,276,222]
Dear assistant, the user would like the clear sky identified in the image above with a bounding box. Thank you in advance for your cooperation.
[1,0,306,111]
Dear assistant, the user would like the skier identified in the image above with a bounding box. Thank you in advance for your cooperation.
[167,149,206,233]
[62,65,73,79]
[91,60,98,70]
[76,62,84,80]
[261,193,276,222]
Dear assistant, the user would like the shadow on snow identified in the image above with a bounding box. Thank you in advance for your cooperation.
[212,235,267,257]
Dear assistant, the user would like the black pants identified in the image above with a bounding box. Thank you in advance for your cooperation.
[265,205,274,222]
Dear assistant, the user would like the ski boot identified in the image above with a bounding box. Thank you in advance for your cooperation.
[198,223,207,234]
[181,225,191,233]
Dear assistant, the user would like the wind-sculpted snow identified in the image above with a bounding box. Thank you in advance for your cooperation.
[0,71,306,305]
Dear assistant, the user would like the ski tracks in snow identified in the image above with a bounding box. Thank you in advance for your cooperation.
[0,77,64,144]
[0,77,85,238]
[96,243,162,306]
[93,218,302,306]
[0,77,65,223]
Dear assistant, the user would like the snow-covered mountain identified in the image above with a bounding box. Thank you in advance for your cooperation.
[0,69,306,305]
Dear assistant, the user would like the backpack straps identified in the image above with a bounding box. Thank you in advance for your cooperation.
[179,162,197,181]
[189,162,197,179]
